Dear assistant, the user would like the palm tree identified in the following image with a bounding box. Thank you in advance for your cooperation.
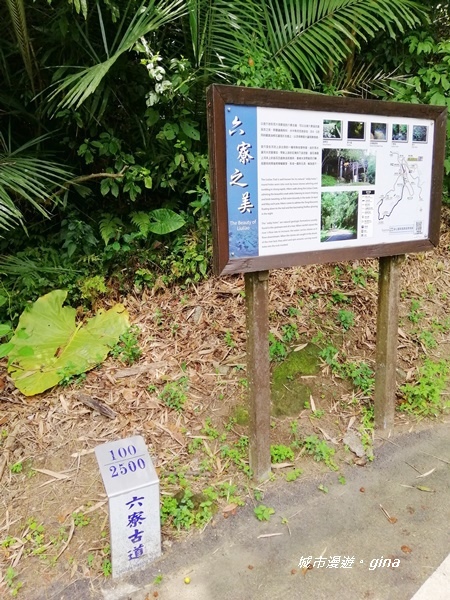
[0,134,73,231]
[0,0,187,231]
[48,0,426,111]
[0,0,427,232]
[1,0,72,230]
[46,0,187,113]
[210,0,425,89]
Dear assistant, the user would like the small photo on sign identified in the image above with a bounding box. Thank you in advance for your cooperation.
[323,120,342,139]
[392,123,408,142]
[322,149,376,186]
[320,191,359,243]
[413,125,428,143]
[347,121,366,140]
[370,122,387,141]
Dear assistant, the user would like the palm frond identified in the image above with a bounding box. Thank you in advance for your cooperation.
[185,0,220,72]
[5,0,35,91]
[0,255,78,276]
[0,135,73,232]
[212,0,426,87]
[48,0,186,112]
[331,59,408,98]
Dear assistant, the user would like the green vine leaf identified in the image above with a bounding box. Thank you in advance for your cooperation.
[180,120,200,140]
[5,290,129,396]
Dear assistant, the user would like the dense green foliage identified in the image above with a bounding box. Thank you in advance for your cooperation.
[359,2,450,189]
[1,0,447,325]
[321,192,359,237]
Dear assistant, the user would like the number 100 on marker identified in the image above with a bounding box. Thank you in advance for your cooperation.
[109,444,146,478]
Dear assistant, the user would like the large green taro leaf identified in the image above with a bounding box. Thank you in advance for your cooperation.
[6,290,129,396]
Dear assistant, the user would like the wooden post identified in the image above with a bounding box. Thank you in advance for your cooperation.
[245,270,271,482]
[374,255,404,434]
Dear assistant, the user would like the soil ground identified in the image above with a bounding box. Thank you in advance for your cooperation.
[1,209,450,598]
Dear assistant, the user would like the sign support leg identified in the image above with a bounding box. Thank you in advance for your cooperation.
[374,255,404,434]
[245,270,271,482]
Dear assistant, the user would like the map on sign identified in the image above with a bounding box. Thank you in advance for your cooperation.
[377,152,424,221]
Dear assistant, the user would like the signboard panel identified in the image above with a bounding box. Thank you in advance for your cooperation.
[207,86,447,275]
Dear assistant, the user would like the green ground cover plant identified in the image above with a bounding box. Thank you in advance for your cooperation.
[285,468,303,482]
[5,566,23,597]
[268,333,288,362]
[337,309,355,330]
[109,325,142,365]
[303,435,338,471]
[359,405,375,456]
[399,359,450,416]
[319,345,374,395]
[155,376,189,412]
[254,505,275,521]
[270,444,295,463]
[408,299,424,324]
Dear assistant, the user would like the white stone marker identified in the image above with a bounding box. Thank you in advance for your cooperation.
[95,435,161,579]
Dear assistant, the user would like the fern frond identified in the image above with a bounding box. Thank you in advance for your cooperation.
[99,214,123,245]
[130,211,151,237]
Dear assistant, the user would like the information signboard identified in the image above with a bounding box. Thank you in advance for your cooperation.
[207,85,447,275]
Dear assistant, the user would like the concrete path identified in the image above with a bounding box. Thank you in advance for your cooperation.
[38,422,450,600]
[411,553,450,600]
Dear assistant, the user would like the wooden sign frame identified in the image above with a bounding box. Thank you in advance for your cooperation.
[207,84,447,276]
